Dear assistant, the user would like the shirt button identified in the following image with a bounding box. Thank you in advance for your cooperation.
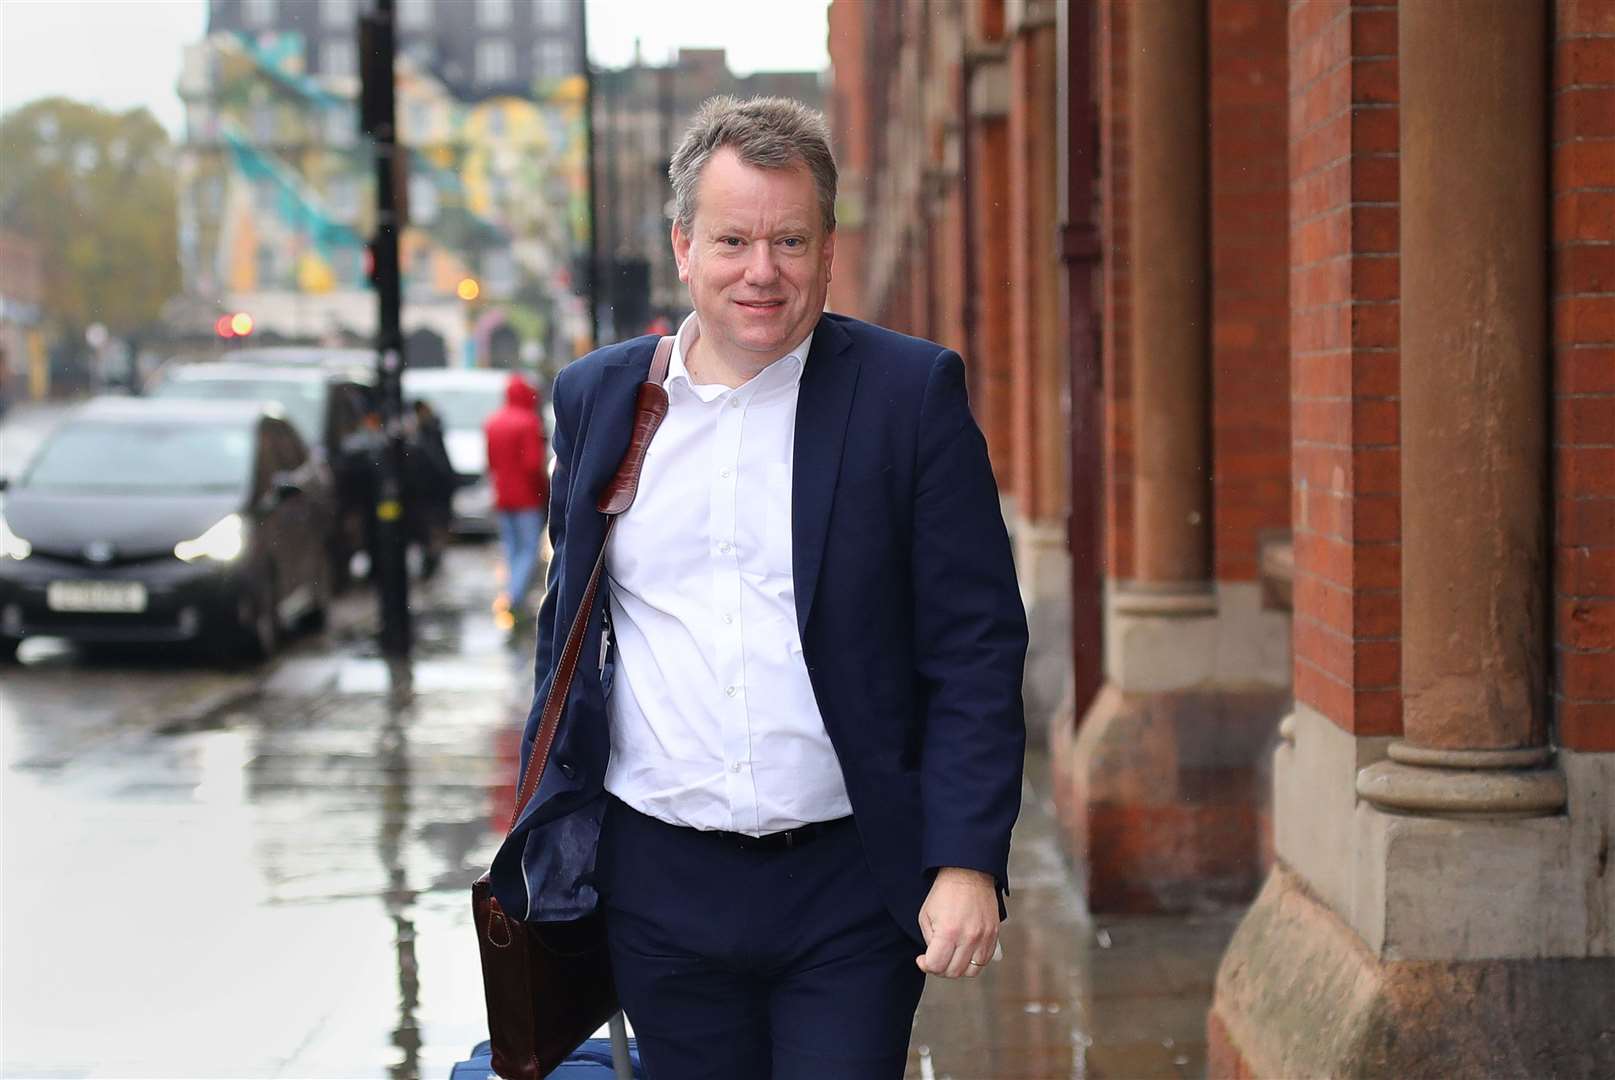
[725,685,737,697]
[730,761,742,772]
[718,541,732,554]
[720,467,732,478]
[723,613,734,625]
[729,398,742,409]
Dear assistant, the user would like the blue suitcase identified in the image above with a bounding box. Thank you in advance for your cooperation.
[449,1036,642,1079]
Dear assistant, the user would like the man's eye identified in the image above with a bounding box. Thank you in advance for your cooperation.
[720,237,743,247]
[780,237,804,249]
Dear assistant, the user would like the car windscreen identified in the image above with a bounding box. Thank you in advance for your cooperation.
[152,378,324,444]
[22,423,254,494]
[409,385,506,430]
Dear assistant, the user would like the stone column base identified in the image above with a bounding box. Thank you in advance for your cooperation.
[1050,681,1288,912]
[1208,866,1615,1079]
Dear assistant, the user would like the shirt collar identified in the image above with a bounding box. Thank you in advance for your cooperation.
[666,313,813,402]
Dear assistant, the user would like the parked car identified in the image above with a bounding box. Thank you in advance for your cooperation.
[213,345,375,373]
[401,367,518,536]
[149,362,374,582]
[0,398,335,662]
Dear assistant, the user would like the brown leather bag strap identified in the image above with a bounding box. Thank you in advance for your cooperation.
[506,335,675,834]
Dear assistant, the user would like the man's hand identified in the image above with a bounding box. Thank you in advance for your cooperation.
[916,866,1000,978]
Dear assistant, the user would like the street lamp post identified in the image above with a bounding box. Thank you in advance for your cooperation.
[360,0,411,657]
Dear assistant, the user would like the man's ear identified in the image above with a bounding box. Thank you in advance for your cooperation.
[823,227,836,285]
[671,222,692,284]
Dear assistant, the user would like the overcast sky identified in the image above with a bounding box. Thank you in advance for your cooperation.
[0,0,831,135]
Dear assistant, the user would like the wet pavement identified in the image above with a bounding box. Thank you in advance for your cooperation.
[1,531,1237,1078]
[904,754,1238,1080]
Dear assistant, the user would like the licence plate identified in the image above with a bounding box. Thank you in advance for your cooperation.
[46,581,148,614]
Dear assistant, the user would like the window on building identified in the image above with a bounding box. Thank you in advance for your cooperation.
[536,38,572,80]
[475,39,515,85]
[477,0,512,28]
[251,101,277,144]
[321,40,357,77]
[537,0,570,29]
[321,0,358,28]
[408,175,439,224]
[398,0,432,30]
[243,0,277,28]
[405,100,431,141]
[328,175,360,222]
[324,106,355,146]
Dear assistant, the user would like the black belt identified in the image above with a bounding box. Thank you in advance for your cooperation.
[730,816,853,852]
[610,796,853,853]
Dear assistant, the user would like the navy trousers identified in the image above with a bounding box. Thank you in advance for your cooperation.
[594,796,926,1080]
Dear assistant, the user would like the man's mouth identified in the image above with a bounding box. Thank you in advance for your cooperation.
[734,299,784,310]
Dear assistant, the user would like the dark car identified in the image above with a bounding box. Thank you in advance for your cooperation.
[149,362,374,582]
[0,398,334,662]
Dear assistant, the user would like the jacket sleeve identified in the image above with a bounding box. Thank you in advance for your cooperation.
[911,349,1029,890]
[523,368,576,765]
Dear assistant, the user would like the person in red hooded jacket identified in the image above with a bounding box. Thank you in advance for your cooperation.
[483,374,549,625]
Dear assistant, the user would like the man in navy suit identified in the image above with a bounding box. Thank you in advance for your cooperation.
[490,96,1027,1079]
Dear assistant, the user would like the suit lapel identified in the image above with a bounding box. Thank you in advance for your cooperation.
[561,353,652,606]
[792,316,858,637]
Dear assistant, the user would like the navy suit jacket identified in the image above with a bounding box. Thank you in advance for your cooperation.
[489,313,1028,944]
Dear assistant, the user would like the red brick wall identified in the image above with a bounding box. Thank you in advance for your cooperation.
[1100,0,1135,581]
[1210,0,1292,582]
[825,0,867,317]
[1288,2,1403,738]
[1553,0,1615,753]
[1008,19,1061,522]
[971,113,1015,486]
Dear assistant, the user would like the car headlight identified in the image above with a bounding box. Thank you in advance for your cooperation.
[174,514,246,563]
[0,513,30,561]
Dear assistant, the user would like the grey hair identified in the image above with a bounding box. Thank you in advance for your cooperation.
[668,96,838,235]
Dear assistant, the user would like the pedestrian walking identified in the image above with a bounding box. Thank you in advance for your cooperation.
[485,96,1027,1079]
[483,374,549,627]
[404,398,456,578]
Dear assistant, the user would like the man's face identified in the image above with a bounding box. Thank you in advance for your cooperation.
[671,147,835,369]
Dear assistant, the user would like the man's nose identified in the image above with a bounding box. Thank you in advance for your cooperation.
[743,243,779,286]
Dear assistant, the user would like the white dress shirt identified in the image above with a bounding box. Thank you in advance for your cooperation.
[602,314,853,835]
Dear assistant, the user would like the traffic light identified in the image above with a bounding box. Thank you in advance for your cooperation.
[358,11,394,140]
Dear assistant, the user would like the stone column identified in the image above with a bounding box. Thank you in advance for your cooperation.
[1357,0,1564,818]
[1125,0,1211,608]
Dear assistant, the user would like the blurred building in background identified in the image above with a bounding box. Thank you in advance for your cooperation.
[176,0,591,373]
[828,0,1614,1074]
[589,46,821,342]
[0,229,47,402]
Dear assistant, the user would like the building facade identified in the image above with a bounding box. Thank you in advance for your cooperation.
[827,0,1614,1073]
[179,0,590,370]
[207,0,580,101]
